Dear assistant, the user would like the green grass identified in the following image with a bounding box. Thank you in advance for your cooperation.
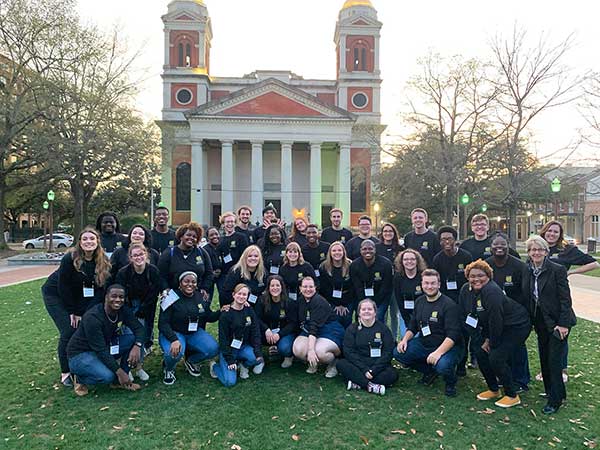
[583,268,600,277]
[1,281,599,450]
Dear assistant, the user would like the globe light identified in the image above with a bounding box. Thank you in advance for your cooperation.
[481,203,487,212]
[460,193,470,205]
[43,201,49,210]
[550,177,561,193]
[374,203,380,213]
[47,190,55,201]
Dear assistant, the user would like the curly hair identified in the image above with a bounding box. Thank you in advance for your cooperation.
[464,259,493,279]
[175,222,203,241]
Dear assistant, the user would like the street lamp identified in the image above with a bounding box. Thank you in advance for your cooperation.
[47,190,55,251]
[373,202,380,234]
[42,201,49,250]
[550,177,561,219]
[460,194,470,239]
[481,203,488,213]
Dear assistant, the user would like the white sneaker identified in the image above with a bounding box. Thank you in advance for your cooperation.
[209,361,218,379]
[562,372,569,383]
[347,380,361,390]
[306,365,318,374]
[281,357,293,369]
[136,368,150,381]
[367,382,385,396]
[239,364,250,379]
[128,371,134,382]
[252,361,265,375]
[324,361,338,378]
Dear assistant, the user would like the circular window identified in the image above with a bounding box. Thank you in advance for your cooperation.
[176,88,193,105]
[351,92,368,109]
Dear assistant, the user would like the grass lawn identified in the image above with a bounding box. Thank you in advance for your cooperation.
[583,268,600,278]
[1,281,599,450]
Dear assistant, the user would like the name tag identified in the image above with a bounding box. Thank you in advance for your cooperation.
[314,269,320,277]
[421,325,432,336]
[332,290,343,299]
[271,328,280,334]
[364,287,375,297]
[161,290,180,311]
[270,265,279,275]
[289,293,298,301]
[248,294,258,304]
[83,287,94,298]
[231,339,242,349]
[188,320,198,332]
[404,300,415,310]
[466,315,478,328]
[223,254,233,264]
[110,344,120,355]
[370,348,382,358]
[105,252,113,259]
[446,280,458,290]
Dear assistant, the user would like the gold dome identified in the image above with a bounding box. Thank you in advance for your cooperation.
[341,0,374,10]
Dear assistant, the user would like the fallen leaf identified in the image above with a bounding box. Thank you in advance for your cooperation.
[112,425,124,431]
[411,429,417,434]
[552,437,561,443]
[290,424,296,430]
[272,416,279,420]
[391,430,407,435]
[471,445,477,450]
[530,409,537,418]
[360,435,369,445]
[292,434,300,441]
[436,430,444,437]
[99,406,109,411]
[230,445,241,450]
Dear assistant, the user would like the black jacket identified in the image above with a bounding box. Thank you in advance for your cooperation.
[157,246,213,292]
[114,263,161,319]
[222,267,267,306]
[57,252,106,316]
[349,255,393,306]
[342,320,395,376]
[109,245,160,278]
[297,293,338,337]
[318,264,355,308]
[218,306,262,365]
[158,290,220,342]
[255,297,298,337]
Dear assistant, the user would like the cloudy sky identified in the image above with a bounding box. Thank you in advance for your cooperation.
[77,0,600,164]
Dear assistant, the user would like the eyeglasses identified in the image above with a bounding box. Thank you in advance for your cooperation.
[528,248,547,253]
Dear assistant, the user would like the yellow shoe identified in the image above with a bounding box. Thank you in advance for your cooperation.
[73,376,88,397]
[477,390,501,401]
[495,395,521,408]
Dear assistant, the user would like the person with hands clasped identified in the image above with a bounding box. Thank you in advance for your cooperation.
[280,242,316,301]
[67,284,145,396]
[394,269,462,397]
[337,299,398,395]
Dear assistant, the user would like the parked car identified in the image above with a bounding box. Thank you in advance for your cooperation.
[564,235,577,246]
[23,233,74,249]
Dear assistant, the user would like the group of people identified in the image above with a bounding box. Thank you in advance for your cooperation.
[41,204,597,415]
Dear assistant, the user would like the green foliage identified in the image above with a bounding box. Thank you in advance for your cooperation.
[120,215,150,234]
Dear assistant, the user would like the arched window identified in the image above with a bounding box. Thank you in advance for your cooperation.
[178,43,184,67]
[176,162,191,211]
[351,166,367,212]
[185,43,191,67]
[353,45,368,71]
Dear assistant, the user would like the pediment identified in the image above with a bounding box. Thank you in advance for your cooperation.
[340,14,382,27]
[187,78,354,119]
[174,14,195,21]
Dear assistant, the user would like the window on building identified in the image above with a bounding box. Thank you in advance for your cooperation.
[186,43,191,67]
[352,44,369,71]
[351,166,367,212]
[176,88,193,105]
[592,215,600,238]
[176,162,191,211]
[178,43,184,67]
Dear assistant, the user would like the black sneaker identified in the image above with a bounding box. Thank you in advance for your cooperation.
[184,359,201,377]
[542,403,560,415]
[515,385,529,394]
[163,368,176,385]
[418,372,438,386]
[445,384,457,397]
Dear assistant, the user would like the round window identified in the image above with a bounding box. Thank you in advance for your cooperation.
[351,92,368,109]
[176,88,193,105]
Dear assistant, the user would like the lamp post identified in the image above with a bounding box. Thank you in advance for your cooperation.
[550,177,561,220]
[42,201,49,250]
[47,190,55,251]
[373,203,380,234]
[481,203,488,213]
[460,193,470,239]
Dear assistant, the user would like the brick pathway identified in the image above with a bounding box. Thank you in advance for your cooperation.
[0,265,56,288]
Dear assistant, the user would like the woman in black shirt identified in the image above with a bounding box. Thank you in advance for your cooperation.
[279,242,316,301]
[222,245,267,307]
[203,227,224,305]
[109,224,159,277]
[318,241,355,328]
[158,271,220,385]
[393,249,426,335]
[217,212,250,280]
[337,299,398,395]
[260,224,287,276]
[289,217,309,248]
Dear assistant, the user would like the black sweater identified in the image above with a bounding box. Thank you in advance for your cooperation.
[151,228,177,254]
[432,249,473,302]
[157,246,213,292]
[349,255,393,306]
[297,293,338,337]
[235,225,255,245]
[158,290,220,342]
[100,233,127,257]
[279,262,316,299]
[342,320,395,376]
[403,229,441,267]
[548,244,596,270]
[393,272,423,315]
[301,241,330,274]
[67,303,145,373]
[345,236,380,261]
[318,264,356,308]
[321,227,353,245]
[217,232,250,275]
[218,306,262,365]
[203,243,224,277]
[485,255,527,306]
[459,236,521,261]
[375,242,401,264]
[255,298,298,337]
[262,244,287,274]
[114,263,161,319]
[57,252,106,316]
[222,268,267,306]
[109,245,160,278]
[408,293,462,350]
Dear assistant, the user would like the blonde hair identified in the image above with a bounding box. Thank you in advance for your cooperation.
[220,211,236,224]
[233,245,265,281]
[526,235,550,253]
[283,242,305,265]
[71,227,111,287]
[321,241,351,277]
[128,243,149,264]
[394,249,427,276]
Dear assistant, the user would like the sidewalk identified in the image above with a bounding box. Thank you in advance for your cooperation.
[569,274,600,323]
[0,265,55,288]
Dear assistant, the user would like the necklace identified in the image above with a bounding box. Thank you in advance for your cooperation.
[105,309,118,323]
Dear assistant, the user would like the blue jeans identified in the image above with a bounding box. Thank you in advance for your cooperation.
[277,334,295,357]
[159,330,219,371]
[68,334,135,385]
[394,335,459,386]
[122,319,146,363]
[214,345,259,387]
[510,342,531,388]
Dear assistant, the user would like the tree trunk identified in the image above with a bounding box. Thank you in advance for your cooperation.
[445,186,456,227]
[508,203,518,248]
[0,176,6,248]
[70,181,86,238]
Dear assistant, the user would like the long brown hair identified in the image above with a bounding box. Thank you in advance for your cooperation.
[539,220,567,249]
[322,241,351,277]
[261,275,288,313]
[71,227,111,287]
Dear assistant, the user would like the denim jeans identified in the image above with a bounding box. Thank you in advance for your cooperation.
[276,334,296,357]
[214,345,259,387]
[387,293,400,340]
[159,330,219,371]
[510,342,531,388]
[68,334,135,385]
[122,319,146,364]
[393,335,459,386]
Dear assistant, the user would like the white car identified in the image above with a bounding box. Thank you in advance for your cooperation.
[564,235,577,246]
[23,233,74,249]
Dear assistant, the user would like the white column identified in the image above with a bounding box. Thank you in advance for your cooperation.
[160,140,172,223]
[202,146,209,225]
[191,140,204,224]
[164,29,171,66]
[281,141,293,224]
[340,40,347,73]
[221,140,234,213]
[337,143,351,228]
[310,142,323,226]
[251,141,264,223]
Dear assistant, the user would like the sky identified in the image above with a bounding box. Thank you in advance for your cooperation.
[77,0,600,165]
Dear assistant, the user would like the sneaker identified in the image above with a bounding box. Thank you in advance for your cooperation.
[367,382,385,396]
[73,376,88,397]
[347,380,361,391]
[281,357,293,369]
[477,390,502,400]
[306,365,318,374]
[418,372,438,386]
[163,368,176,385]
[209,361,218,379]
[445,384,457,397]
[253,361,265,375]
[128,371,134,382]
[539,392,548,398]
[324,361,338,378]
[542,403,560,415]
[136,368,150,381]
[268,346,279,356]
[239,364,250,379]
[61,374,73,388]
[184,359,202,377]
[495,395,521,408]
[468,361,478,369]
[515,385,529,394]
[562,372,569,383]
[535,372,543,382]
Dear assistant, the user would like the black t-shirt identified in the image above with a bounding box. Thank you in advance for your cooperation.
[318,264,355,308]
[459,236,521,261]
[218,306,262,365]
[100,233,127,258]
[109,245,160,278]
[158,290,220,341]
[255,298,298,337]
[157,246,213,292]
[548,245,596,270]
[485,255,527,306]
[151,228,177,254]
[408,294,462,350]
[321,227,353,245]
[349,255,393,306]
[235,225,255,245]
[297,293,338,336]
[301,241,330,274]
[432,249,473,302]
[114,264,161,319]
[279,263,316,299]
[393,272,423,319]
[403,230,441,267]
[262,244,287,275]
[342,320,395,375]
[221,268,267,306]
[57,252,105,316]
[375,242,401,264]
[217,232,250,276]
[345,235,380,261]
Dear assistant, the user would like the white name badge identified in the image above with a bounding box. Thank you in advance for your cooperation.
[421,325,432,336]
[370,348,382,358]
[223,254,233,264]
[105,252,113,259]
[465,315,478,328]
[270,266,280,275]
[404,300,415,310]
[446,280,458,290]
[188,321,199,332]
[314,269,320,277]
[83,287,94,298]
[110,344,119,355]
[332,290,343,299]
[289,293,298,301]
[364,288,375,297]
[231,339,242,349]
[271,328,281,334]
[161,290,180,311]
[248,294,258,304]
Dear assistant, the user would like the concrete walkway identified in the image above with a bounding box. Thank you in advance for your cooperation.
[0,265,55,288]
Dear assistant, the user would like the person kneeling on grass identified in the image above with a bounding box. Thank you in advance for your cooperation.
[67,284,145,396]
[158,271,220,385]
[213,284,264,386]
[292,276,345,378]
[337,299,398,395]
[394,269,462,397]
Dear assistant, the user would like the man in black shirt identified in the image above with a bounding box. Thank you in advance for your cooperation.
[252,203,286,244]
[394,269,462,397]
[96,212,127,258]
[302,224,330,277]
[345,215,380,260]
[321,208,353,244]
[403,208,441,267]
[151,206,177,254]
[459,214,521,260]
[432,226,473,303]
[67,285,145,396]
[235,205,256,244]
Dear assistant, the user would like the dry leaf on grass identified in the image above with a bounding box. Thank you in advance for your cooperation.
[391,430,407,435]
[436,430,444,437]
[360,435,369,445]
[231,445,241,450]
[291,434,300,441]
[99,406,109,411]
